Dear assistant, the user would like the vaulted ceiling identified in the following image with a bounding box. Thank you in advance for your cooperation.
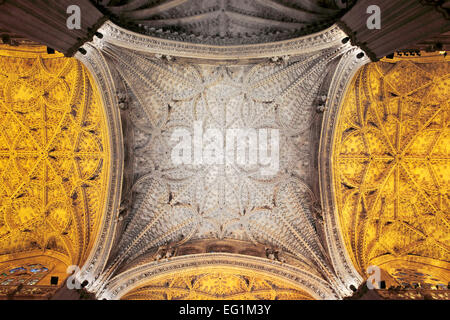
[98,0,352,44]
[0,1,448,301]
[104,50,334,278]
[333,53,450,288]
[70,21,368,300]
[0,45,111,292]
[120,266,316,300]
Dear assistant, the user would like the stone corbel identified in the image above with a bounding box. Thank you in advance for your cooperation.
[154,244,178,262]
[316,94,328,113]
[270,55,290,64]
[155,53,175,62]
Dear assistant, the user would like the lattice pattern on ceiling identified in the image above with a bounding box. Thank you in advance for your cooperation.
[99,44,345,288]
[0,45,110,266]
[333,56,450,285]
[99,0,348,45]
[120,267,315,300]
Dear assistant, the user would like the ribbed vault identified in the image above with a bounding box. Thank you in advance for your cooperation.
[97,0,353,45]
[0,45,111,294]
[74,20,369,300]
[333,52,450,288]
[120,267,316,300]
[98,253,339,299]
[0,2,448,301]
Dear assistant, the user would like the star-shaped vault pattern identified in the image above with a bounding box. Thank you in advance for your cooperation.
[334,58,450,286]
[0,46,110,267]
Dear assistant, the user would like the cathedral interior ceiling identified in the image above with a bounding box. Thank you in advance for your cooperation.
[119,265,316,300]
[0,45,111,286]
[72,20,370,299]
[97,0,353,45]
[98,252,339,299]
[112,238,325,279]
[333,53,450,288]
[0,3,448,300]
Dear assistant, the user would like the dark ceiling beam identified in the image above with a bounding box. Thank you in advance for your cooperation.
[253,0,331,22]
[225,11,307,29]
[136,11,221,27]
[107,0,153,13]
[283,0,340,15]
[338,0,450,61]
[0,0,106,56]
[122,0,190,19]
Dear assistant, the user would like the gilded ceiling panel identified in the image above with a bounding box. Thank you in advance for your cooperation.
[333,54,450,286]
[120,267,315,300]
[0,45,110,268]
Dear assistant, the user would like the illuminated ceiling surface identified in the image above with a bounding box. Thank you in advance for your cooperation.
[333,55,450,287]
[102,0,347,45]
[73,21,370,300]
[0,45,110,287]
[0,7,449,299]
[120,267,315,300]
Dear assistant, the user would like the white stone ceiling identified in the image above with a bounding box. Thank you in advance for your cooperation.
[92,43,348,290]
[74,19,369,299]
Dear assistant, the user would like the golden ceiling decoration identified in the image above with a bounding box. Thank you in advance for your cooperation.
[333,54,450,286]
[0,45,110,268]
[121,267,315,300]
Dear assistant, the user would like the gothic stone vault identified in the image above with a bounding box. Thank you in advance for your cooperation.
[331,53,450,289]
[70,19,370,300]
[97,0,352,46]
[0,44,115,297]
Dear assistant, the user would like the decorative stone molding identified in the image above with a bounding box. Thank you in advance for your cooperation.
[98,21,348,62]
[318,47,370,294]
[98,253,341,300]
[95,0,350,46]
[74,44,124,289]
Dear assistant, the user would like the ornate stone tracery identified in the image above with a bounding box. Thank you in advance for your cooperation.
[73,19,370,299]
[98,253,339,300]
[98,0,352,46]
[332,53,450,287]
[0,45,110,268]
